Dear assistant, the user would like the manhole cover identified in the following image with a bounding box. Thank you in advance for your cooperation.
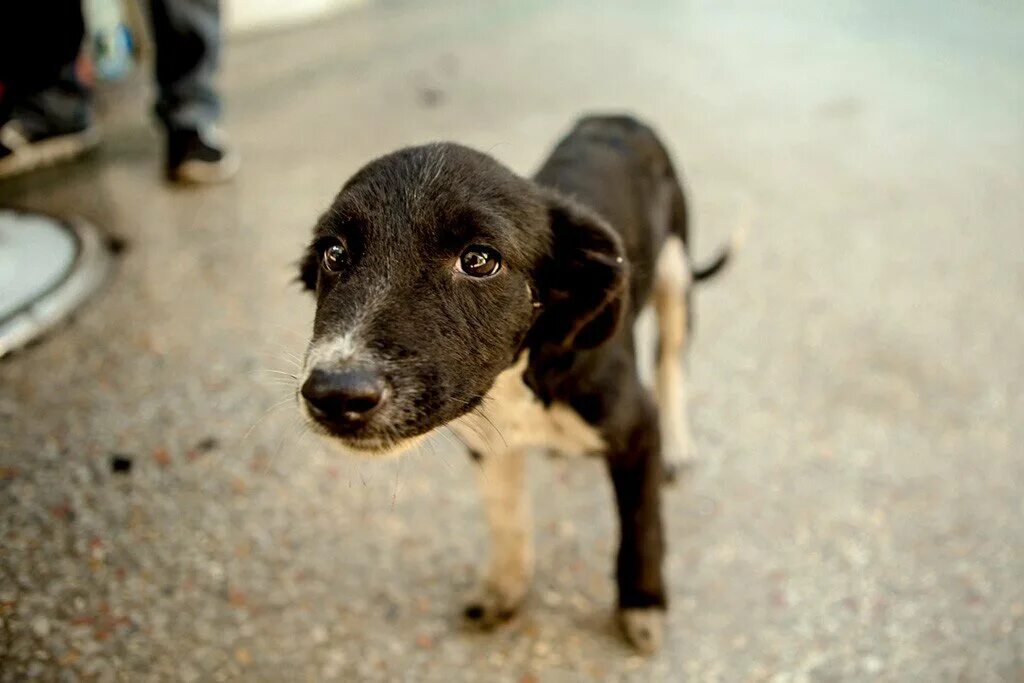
[0,209,113,357]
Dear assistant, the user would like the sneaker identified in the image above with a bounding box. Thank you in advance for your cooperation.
[0,119,101,179]
[166,126,239,184]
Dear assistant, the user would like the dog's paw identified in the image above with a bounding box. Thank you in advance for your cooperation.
[661,431,696,485]
[618,607,665,654]
[462,582,525,628]
[661,453,695,485]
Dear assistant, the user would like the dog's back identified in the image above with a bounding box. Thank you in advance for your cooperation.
[534,115,688,314]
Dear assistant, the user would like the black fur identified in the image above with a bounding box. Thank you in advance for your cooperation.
[298,114,726,630]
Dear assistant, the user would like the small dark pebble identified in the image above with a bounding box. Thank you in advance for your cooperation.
[193,436,220,453]
[105,235,129,254]
[110,455,133,474]
[385,602,400,622]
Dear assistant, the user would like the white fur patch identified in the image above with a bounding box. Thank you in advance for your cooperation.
[302,277,390,376]
[450,354,606,457]
[304,328,361,371]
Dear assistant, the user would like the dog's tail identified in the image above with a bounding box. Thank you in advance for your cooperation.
[690,224,747,282]
[670,180,749,284]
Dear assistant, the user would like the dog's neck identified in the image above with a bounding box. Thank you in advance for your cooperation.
[449,353,605,458]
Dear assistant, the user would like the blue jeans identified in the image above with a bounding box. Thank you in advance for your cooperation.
[0,0,222,136]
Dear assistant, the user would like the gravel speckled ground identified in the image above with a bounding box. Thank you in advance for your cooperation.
[2,1,1023,680]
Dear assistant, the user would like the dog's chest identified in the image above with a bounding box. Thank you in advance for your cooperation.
[450,357,606,457]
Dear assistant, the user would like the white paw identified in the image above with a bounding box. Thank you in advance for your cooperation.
[618,607,665,654]
[662,435,696,484]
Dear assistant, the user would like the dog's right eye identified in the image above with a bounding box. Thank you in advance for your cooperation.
[457,245,502,278]
[321,241,348,273]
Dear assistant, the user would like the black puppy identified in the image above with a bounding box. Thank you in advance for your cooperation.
[297,115,731,653]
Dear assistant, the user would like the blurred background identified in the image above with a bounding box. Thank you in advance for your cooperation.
[1,0,1022,680]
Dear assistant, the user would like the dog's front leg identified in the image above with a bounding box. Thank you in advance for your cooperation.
[463,448,533,627]
[606,398,667,654]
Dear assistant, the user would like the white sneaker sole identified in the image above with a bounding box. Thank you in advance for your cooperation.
[0,127,102,179]
[170,151,240,185]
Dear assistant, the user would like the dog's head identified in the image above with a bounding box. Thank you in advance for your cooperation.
[297,143,627,455]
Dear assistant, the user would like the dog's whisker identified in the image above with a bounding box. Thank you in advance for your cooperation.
[260,346,305,368]
[265,420,310,476]
[258,377,300,389]
[260,358,303,376]
[449,393,507,452]
[276,359,303,373]
[422,432,454,472]
[456,412,491,448]
[263,369,299,378]
[261,384,299,393]
[259,380,300,391]
[472,407,508,450]
[261,342,304,358]
[437,426,462,452]
[265,417,306,473]
[242,396,296,444]
[390,456,404,511]
[260,377,298,385]
[259,363,302,379]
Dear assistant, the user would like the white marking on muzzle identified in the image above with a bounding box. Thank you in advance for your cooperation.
[304,328,362,372]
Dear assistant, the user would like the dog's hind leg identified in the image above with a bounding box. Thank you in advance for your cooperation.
[463,448,533,627]
[653,234,696,482]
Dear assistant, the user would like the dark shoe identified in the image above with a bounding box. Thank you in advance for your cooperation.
[166,127,239,184]
[0,119,101,179]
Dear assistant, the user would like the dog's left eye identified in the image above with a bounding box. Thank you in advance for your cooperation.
[321,241,347,273]
[457,245,501,277]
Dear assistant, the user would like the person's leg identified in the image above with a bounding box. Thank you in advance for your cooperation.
[1,1,86,100]
[148,0,220,131]
[9,65,93,139]
[147,0,237,182]
[0,3,98,178]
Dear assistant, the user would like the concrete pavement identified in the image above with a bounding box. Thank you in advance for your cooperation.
[2,0,1023,680]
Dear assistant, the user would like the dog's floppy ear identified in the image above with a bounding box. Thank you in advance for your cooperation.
[534,188,629,350]
[297,247,319,292]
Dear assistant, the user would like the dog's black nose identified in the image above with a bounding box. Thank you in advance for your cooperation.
[301,367,386,420]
